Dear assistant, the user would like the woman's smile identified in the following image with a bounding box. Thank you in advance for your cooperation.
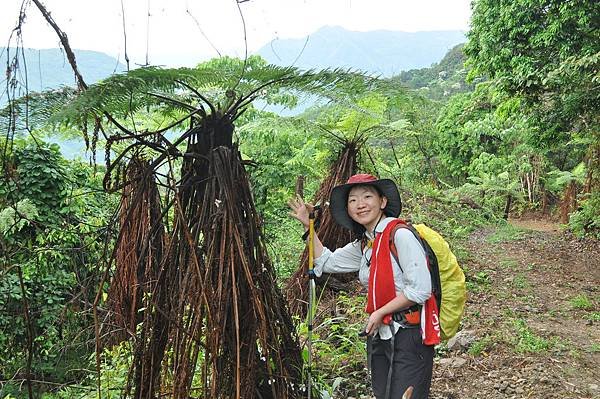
[347,185,387,231]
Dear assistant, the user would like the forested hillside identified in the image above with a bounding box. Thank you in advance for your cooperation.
[392,43,474,100]
[0,1,598,398]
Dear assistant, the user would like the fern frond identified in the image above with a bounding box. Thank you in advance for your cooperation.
[2,56,409,143]
[0,87,77,133]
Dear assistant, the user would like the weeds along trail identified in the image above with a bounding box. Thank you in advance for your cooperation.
[431,222,599,399]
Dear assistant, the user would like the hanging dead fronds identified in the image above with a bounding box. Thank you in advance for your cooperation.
[286,137,363,317]
[104,156,169,399]
[102,106,303,398]
[194,146,300,398]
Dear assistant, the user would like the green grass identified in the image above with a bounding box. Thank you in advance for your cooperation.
[486,223,527,243]
[466,270,491,293]
[585,312,600,321]
[587,343,600,353]
[468,335,493,356]
[569,349,582,358]
[525,262,539,271]
[512,274,530,289]
[516,294,536,305]
[306,293,370,398]
[452,244,471,264]
[546,308,571,319]
[512,318,556,353]
[499,258,518,270]
[569,294,594,310]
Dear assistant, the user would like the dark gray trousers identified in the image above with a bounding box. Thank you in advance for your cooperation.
[368,327,434,399]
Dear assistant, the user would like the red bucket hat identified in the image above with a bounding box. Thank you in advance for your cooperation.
[330,173,401,232]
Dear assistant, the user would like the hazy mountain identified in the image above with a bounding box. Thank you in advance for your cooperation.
[2,27,465,98]
[1,47,125,103]
[256,26,466,76]
[1,29,466,157]
[1,48,125,159]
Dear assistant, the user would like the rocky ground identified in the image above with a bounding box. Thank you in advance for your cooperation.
[430,220,599,399]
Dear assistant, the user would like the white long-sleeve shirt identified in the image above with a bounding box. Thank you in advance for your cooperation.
[313,217,431,306]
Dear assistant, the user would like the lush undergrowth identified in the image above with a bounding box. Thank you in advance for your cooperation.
[1,0,597,394]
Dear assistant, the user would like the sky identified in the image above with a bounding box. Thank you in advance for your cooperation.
[2,0,472,67]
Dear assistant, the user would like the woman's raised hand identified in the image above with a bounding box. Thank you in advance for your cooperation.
[287,195,311,229]
[288,196,325,257]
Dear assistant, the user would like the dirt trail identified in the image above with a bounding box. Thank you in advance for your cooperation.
[507,218,563,233]
[431,220,600,399]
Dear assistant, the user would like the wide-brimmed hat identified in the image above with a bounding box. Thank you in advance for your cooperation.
[330,173,401,232]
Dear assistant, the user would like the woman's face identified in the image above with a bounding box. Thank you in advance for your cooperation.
[347,185,387,231]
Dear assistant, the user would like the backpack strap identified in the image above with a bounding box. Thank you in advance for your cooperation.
[389,220,433,264]
[389,219,442,304]
[360,220,416,271]
[388,219,413,273]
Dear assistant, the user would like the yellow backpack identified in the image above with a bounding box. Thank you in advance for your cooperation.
[389,222,467,340]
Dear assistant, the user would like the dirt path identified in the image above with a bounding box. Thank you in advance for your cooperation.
[431,221,600,399]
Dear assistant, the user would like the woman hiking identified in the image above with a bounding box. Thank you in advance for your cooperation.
[288,173,434,399]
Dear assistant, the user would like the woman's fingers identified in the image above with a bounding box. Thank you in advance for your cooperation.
[288,198,304,221]
[296,195,308,206]
[365,318,374,335]
[287,199,300,211]
[288,196,310,214]
[366,311,384,336]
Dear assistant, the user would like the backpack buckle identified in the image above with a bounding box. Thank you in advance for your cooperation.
[393,304,421,326]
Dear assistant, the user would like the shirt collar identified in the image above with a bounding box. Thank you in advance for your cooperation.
[364,216,396,239]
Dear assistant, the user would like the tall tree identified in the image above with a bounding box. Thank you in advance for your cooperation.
[465,0,599,99]
[465,0,599,137]
[465,0,600,232]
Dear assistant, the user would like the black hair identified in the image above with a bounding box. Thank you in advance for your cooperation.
[345,183,386,238]
[346,183,384,198]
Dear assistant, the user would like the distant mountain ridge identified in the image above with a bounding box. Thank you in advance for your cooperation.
[1,29,466,157]
[256,26,466,76]
[1,48,125,103]
[1,27,465,99]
